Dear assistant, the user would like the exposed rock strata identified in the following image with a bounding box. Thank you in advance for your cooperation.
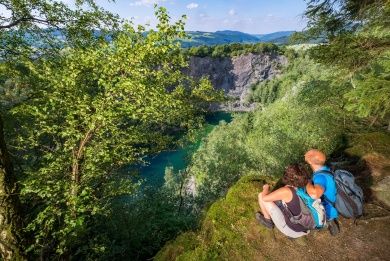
[185,53,287,111]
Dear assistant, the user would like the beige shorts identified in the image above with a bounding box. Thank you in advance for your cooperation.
[261,195,309,238]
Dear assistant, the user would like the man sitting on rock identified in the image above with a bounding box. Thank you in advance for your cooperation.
[305,149,340,236]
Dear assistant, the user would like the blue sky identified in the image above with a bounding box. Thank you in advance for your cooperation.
[91,0,306,34]
[0,0,306,34]
[95,0,308,34]
[0,0,307,34]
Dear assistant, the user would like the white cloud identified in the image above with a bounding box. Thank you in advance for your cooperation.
[0,5,11,18]
[186,3,199,9]
[129,0,166,7]
[228,9,236,16]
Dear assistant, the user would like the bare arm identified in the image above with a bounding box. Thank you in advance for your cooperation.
[262,185,292,202]
[306,183,324,199]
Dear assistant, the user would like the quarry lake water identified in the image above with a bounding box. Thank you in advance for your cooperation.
[136,112,233,187]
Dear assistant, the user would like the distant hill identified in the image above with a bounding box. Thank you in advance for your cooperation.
[24,29,296,48]
[252,31,295,42]
[179,30,295,47]
[180,30,260,47]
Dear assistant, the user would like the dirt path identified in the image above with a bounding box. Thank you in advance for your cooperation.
[251,204,390,261]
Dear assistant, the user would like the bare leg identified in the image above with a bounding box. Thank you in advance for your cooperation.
[258,192,271,219]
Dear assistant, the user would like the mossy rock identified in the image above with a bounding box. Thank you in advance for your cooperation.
[345,131,390,158]
[155,174,277,261]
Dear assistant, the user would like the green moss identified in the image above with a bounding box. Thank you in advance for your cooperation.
[154,232,199,261]
[155,174,277,260]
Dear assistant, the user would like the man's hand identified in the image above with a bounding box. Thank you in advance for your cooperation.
[306,182,324,199]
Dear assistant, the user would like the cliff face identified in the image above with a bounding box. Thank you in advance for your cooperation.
[185,53,287,111]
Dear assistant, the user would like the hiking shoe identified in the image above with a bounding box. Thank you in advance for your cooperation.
[328,219,340,236]
[255,212,274,229]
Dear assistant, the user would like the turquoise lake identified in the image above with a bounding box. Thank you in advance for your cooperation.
[138,112,233,186]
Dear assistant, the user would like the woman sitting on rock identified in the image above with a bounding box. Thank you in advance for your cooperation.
[256,164,311,238]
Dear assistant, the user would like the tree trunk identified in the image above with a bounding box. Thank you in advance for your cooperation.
[70,128,94,216]
[0,114,26,260]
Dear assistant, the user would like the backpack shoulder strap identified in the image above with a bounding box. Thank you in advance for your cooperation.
[313,169,336,204]
[296,187,324,228]
[313,169,334,178]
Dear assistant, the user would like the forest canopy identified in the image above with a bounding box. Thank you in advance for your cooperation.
[184,42,280,58]
[299,0,390,123]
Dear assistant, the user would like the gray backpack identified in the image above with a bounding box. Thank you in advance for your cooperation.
[323,169,364,218]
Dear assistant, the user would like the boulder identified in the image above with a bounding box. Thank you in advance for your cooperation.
[372,176,390,208]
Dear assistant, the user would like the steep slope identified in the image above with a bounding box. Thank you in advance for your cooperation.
[185,53,287,111]
[155,132,390,261]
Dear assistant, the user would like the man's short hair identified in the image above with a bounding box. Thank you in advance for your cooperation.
[305,149,326,165]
